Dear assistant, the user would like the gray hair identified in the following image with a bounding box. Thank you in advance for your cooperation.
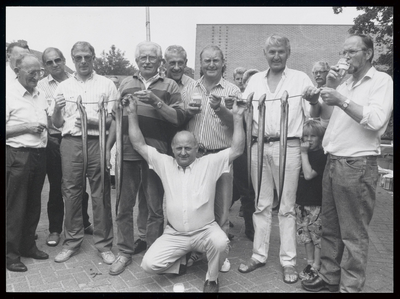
[15,53,39,69]
[164,45,187,60]
[233,67,246,78]
[42,47,65,64]
[135,41,163,59]
[312,61,330,72]
[265,34,291,55]
[71,41,95,57]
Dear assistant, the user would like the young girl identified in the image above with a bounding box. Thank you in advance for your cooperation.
[296,120,327,281]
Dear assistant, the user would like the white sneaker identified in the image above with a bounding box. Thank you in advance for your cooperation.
[100,250,116,265]
[220,258,231,273]
[187,252,203,267]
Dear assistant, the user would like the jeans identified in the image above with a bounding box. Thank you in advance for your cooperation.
[251,139,301,266]
[318,155,378,293]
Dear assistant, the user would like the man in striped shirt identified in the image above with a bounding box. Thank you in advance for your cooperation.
[181,45,241,272]
[106,41,185,276]
[38,47,92,248]
[51,41,118,265]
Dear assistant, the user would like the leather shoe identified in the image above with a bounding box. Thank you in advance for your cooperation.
[21,248,49,260]
[302,275,339,292]
[133,239,147,255]
[7,260,27,272]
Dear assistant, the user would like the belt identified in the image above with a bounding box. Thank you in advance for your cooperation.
[329,154,377,160]
[252,136,299,143]
[7,145,46,152]
[63,134,99,139]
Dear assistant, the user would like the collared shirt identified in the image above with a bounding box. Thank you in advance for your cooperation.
[38,73,73,135]
[323,67,393,157]
[147,146,230,232]
[242,67,312,138]
[6,80,48,148]
[175,74,195,92]
[49,72,118,136]
[182,76,241,150]
[138,72,160,89]
[115,70,185,161]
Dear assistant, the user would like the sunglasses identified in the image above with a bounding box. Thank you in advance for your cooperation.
[45,58,63,66]
[73,55,93,63]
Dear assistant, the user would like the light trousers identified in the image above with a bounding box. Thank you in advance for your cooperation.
[141,222,229,282]
[250,139,301,266]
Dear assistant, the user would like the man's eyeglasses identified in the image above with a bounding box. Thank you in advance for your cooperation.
[73,55,93,63]
[138,55,158,63]
[21,69,45,78]
[45,58,63,66]
[339,49,365,57]
[312,71,328,75]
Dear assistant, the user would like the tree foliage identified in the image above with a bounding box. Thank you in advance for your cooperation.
[94,45,137,76]
[333,6,393,76]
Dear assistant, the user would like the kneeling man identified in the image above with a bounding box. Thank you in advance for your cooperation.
[124,94,245,293]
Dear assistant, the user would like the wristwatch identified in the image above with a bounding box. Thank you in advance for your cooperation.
[154,101,163,109]
[341,99,350,110]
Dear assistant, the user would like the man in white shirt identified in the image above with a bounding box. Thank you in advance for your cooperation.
[125,93,246,292]
[51,41,118,265]
[239,34,318,284]
[6,54,49,272]
[302,34,393,293]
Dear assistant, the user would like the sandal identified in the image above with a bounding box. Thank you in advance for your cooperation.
[238,258,266,273]
[46,232,60,247]
[283,265,299,284]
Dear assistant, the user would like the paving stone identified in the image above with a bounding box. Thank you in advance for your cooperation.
[6,181,393,293]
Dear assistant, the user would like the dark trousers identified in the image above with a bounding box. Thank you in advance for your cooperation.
[232,149,255,235]
[6,146,46,263]
[46,135,90,234]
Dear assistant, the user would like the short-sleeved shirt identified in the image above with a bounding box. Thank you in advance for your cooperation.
[6,80,49,148]
[322,67,393,157]
[49,72,118,136]
[181,77,241,150]
[147,146,230,232]
[242,67,312,138]
[115,71,185,161]
[296,148,327,206]
[38,73,73,135]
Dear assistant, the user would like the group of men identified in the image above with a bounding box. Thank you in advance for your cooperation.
[6,32,392,293]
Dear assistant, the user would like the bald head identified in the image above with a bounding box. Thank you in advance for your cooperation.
[171,131,199,169]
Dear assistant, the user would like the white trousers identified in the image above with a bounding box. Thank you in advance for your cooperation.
[141,221,229,281]
[250,139,301,266]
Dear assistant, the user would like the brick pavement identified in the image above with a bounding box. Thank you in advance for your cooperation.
[6,179,393,293]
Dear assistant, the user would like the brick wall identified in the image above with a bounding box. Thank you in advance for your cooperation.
[195,24,352,83]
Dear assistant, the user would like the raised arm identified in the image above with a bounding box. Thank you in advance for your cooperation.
[228,100,246,164]
[126,97,150,162]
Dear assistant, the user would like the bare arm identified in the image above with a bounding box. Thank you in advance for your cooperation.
[126,97,149,162]
[6,122,47,138]
[209,94,234,129]
[300,141,318,180]
[228,100,246,164]
[134,90,179,125]
[52,95,65,128]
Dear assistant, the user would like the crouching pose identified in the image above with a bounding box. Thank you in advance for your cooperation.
[125,95,246,293]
